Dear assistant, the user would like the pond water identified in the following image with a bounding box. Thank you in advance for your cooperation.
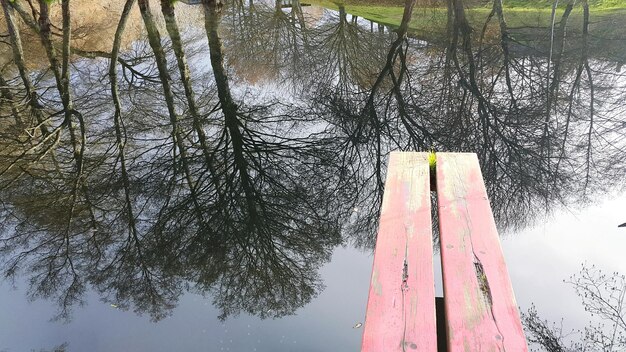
[1,0,625,351]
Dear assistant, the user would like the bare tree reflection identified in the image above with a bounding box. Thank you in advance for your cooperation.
[522,264,626,351]
[0,0,625,324]
[311,0,626,249]
[1,0,346,321]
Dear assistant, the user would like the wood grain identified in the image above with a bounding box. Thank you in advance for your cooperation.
[361,152,437,352]
[435,152,528,351]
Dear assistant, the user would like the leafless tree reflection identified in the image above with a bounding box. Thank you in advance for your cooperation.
[0,0,625,322]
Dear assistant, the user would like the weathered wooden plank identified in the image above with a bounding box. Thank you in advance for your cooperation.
[435,152,528,351]
[361,152,437,352]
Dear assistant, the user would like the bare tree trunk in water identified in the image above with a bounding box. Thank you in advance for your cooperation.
[544,0,575,150]
[542,0,575,159]
[548,0,575,103]
[108,2,155,277]
[36,0,85,171]
[106,0,171,293]
[137,0,205,222]
[1,0,47,130]
[34,0,84,163]
[479,0,513,103]
[160,0,198,116]
[57,0,87,177]
[442,0,455,108]
[61,0,71,98]
[37,1,65,107]
[202,0,261,225]
[358,0,420,190]
[4,2,93,221]
[447,0,498,163]
[493,0,515,105]
[61,0,96,230]
[554,1,588,182]
[546,0,576,187]
[109,0,140,240]
[159,0,219,177]
[581,0,594,192]
[18,0,96,277]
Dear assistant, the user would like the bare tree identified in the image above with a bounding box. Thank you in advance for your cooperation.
[522,264,626,352]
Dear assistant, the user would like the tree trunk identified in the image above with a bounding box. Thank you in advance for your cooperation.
[137,0,204,221]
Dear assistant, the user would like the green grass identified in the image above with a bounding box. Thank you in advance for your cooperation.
[309,0,406,28]
[308,0,626,36]
[428,151,436,173]
[503,0,626,9]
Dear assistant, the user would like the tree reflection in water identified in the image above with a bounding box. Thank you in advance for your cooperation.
[0,0,625,326]
[522,264,626,351]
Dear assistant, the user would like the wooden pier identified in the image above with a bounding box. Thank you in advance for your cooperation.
[361,152,528,352]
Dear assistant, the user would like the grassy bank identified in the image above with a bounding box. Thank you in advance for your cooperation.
[309,0,626,9]
[308,0,626,36]
[505,0,626,9]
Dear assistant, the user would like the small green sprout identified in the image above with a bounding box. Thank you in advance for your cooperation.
[428,150,436,172]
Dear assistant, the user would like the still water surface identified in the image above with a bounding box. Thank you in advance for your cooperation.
[0,0,625,351]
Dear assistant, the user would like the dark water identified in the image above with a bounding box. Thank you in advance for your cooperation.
[0,0,625,351]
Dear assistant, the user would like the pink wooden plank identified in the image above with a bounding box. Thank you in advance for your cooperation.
[435,152,528,351]
[361,152,437,352]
